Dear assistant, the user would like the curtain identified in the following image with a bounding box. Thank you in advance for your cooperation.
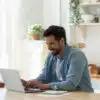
[0,0,21,81]
[0,0,44,80]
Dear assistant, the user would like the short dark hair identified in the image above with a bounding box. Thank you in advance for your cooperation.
[43,25,67,44]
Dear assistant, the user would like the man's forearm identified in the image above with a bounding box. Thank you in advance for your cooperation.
[49,80,76,91]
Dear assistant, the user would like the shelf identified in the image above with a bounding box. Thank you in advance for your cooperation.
[80,2,100,7]
[69,23,100,26]
[71,42,86,49]
[80,23,100,26]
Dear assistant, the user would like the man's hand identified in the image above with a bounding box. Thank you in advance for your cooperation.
[21,79,27,87]
[34,83,50,90]
[21,79,50,90]
[21,79,40,88]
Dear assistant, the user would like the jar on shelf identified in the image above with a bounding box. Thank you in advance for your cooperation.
[96,64,100,75]
[94,16,99,23]
[96,0,100,2]
[81,0,91,3]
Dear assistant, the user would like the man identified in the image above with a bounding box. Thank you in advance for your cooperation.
[22,25,93,92]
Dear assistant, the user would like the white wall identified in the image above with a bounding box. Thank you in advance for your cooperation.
[83,26,100,64]
[60,0,70,43]
[60,0,69,27]
[18,0,43,38]
[70,26,100,64]
[43,0,60,28]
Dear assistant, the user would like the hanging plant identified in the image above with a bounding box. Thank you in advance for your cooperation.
[70,0,83,25]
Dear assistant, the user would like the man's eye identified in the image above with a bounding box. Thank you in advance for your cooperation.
[50,43,54,45]
[46,43,54,45]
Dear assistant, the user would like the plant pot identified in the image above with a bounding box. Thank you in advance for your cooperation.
[0,82,5,88]
[32,34,40,40]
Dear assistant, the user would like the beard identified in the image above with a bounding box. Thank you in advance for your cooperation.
[50,49,60,56]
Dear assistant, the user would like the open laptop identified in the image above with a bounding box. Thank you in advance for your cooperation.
[0,68,43,93]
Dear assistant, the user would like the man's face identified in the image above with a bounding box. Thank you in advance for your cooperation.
[45,35,62,55]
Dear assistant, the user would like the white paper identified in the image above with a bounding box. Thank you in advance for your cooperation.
[37,94,64,97]
[36,90,70,97]
[42,90,67,94]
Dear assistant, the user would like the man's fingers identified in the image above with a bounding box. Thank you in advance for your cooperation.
[21,79,31,88]
[21,79,27,86]
[25,81,31,88]
[25,81,35,88]
[21,80,41,88]
[33,84,39,88]
[27,80,40,88]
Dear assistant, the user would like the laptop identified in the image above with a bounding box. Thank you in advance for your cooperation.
[0,68,43,93]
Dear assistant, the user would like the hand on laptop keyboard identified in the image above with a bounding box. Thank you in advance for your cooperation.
[33,83,50,90]
[21,79,40,88]
[21,79,50,90]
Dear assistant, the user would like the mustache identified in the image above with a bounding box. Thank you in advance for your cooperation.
[49,48,56,51]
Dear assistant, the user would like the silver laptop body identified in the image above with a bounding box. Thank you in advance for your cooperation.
[0,69,42,93]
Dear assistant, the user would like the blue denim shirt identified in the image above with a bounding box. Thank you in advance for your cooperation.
[37,45,94,92]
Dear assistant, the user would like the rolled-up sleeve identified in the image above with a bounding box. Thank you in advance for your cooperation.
[49,52,86,91]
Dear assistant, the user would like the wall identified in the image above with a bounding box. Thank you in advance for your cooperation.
[70,26,100,64]
[43,0,60,28]
[18,0,43,38]
[60,0,69,27]
[18,0,44,79]
[43,0,69,28]
[83,26,100,64]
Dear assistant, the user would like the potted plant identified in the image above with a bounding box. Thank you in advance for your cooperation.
[0,81,4,88]
[26,24,44,40]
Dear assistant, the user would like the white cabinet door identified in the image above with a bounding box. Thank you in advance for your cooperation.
[20,40,44,80]
[91,79,100,93]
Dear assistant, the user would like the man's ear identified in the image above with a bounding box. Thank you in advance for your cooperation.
[60,38,64,44]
